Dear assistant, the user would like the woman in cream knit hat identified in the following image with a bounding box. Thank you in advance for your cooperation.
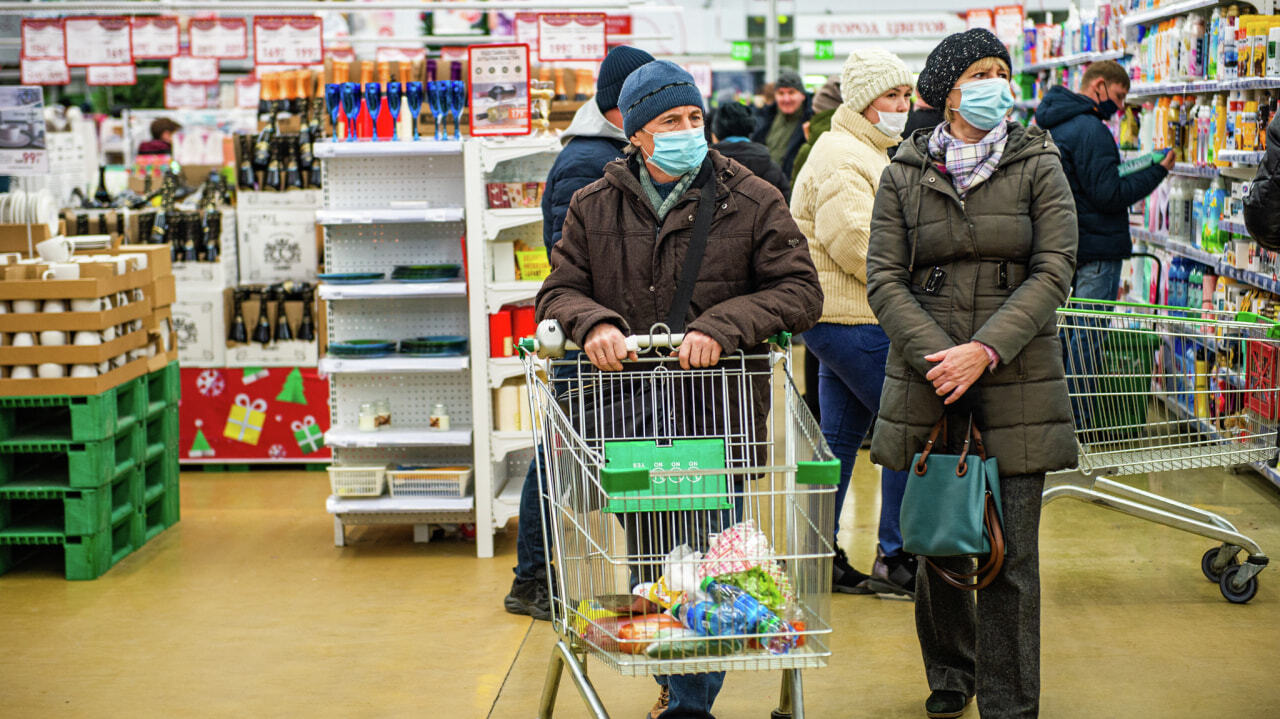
[790,48,915,597]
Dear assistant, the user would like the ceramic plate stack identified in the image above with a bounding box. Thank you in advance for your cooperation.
[317,272,385,285]
[399,335,468,357]
[328,340,397,358]
[0,188,58,234]
[389,264,461,283]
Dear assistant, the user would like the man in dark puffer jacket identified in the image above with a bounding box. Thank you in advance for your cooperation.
[540,46,654,251]
[1244,116,1280,249]
[710,101,790,201]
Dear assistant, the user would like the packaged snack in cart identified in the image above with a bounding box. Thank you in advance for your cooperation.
[700,521,797,612]
[663,544,704,596]
[633,577,683,610]
[644,628,743,659]
[583,613,683,654]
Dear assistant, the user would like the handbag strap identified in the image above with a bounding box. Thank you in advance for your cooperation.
[914,417,947,474]
[923,491,1006,592]
[665,157,718,333]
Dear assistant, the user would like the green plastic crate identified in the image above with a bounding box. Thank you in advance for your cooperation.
[111,505,143,565]
[0,424,143,489]
[0,377,145,444]
[143,486,179,541]
[0,524,116,580]
[144,406,179,463]
[0,466,142,541]
[143,446,178,500]
[146,362,181,409]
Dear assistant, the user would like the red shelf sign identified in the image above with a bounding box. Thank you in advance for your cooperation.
[86,64,137,86]
[21,58,70,86]
[170,55,219,84]
[190,18,248,59]
[537,13,606,62]
[21,19,64,60]
[64,17,133,67]
[132,16,180,59]
[254,16,324,66]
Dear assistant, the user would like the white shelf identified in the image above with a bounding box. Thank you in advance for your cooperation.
[326,427,473,448]
[313,140,463,159]
[1171,163,1219,179]
[483,207,543,241]
[486,281,542,314]
[1128,77,1280,99]
[491,430,535,461]
[1121,0,1221,30]
[318,281,467,300]
[1018,49,1127,74]
[492,470,523,527]
[327,494,475,514]
[488,357,525,387]
[319,356,469,374]
[1216,150,1263,166]
[478,136,564,173]
[316,207,466,225]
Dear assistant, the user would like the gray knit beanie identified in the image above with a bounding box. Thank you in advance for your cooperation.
[776,70,806,94]
[916,29,1012,111]
[619,60,706,138]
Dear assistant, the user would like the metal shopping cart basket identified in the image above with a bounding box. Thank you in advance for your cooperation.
[521,320,839,719]
[1050,299,1276,603]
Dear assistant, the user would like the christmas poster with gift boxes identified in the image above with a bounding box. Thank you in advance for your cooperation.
[179,365,331,462]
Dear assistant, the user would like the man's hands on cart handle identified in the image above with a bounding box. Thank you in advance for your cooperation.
[584,323,638,371]
[673,331,722,370]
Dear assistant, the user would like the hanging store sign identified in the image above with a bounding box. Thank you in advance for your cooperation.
[165,81,212,109]
[993,6,1024,44]
[468,44,531,137]
[537,13,606,62]
[514,12,539,60]
[86,64,136,86]
[814,40,834,59]
[731,41,753,62]
[20,58,70,86]
[64,17,133,67]
[795,13,967,40]
[0,87,49,176]
[131,16,180,59]
[190,18,248,59]
[965,9,995,32]
[254,16,324,66]
[170,55,219,84]
[20,19,64,60]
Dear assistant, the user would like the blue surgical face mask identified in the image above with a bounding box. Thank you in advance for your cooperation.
[642,126,708,176]
[953,78,1014,131]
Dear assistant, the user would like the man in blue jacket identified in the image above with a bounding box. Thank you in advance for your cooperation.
[505,45,654,621]
[1034,60,1173,302]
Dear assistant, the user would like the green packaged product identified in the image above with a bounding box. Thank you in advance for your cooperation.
[714,566,787,613]
[644,628,744,659]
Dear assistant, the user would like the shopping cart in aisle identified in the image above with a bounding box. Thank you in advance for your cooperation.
[1050,299,1276,603]
[521,320,839,719]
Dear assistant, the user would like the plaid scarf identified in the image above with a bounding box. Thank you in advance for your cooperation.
[927,120,1009,197]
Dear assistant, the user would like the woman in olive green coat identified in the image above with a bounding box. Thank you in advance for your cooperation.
[866,30,1078,719]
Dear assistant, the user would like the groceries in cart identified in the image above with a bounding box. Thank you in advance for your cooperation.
[574,520,805,659]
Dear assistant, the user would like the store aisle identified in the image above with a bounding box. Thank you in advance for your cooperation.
[2,463,1279,718]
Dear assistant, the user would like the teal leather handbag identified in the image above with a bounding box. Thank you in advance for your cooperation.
[900,416,1006,591]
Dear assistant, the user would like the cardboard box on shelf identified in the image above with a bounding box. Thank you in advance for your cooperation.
[237,192,321,284]
[0,325,151,368]
[0,262,150,301]
[225,295,318,367]
[0,221,64,256]
[171,209,238,287]
[171,286,230,367]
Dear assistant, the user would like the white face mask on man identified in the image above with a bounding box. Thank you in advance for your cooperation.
[873,111,910,138]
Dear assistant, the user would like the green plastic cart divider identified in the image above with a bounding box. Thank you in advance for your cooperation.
[796,459,841,485]
[601,438,732,513]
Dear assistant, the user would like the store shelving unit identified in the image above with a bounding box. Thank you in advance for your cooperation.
[317,139,481,549]
[463,136,562,557]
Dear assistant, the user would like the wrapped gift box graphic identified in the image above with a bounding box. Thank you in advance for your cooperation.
[224,394,268,445]
[292,416,325,454]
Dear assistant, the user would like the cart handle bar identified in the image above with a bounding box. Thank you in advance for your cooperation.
[519,319,791,359]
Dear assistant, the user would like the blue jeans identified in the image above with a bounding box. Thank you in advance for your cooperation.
[1065,260,1123,436]
[513,457,550,582]
[656,673,725,718]
[802,323,909,557]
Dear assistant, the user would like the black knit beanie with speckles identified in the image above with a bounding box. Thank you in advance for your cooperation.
[916,29,1011,111]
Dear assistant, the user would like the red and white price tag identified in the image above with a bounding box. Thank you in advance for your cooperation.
[190,18,248,59]
[993,5,1025,45]
[86,64,137,86]
[326,46,356,63]
[254,16,323,66]
[170,55,219,83]
[514,12,539,60]
[965,9,995,32]
[21,19,64,60]
[64,17,133,67]
[132,16,180,59]
[20,58,70,86]
[165,81,211,109]
[375,47,426,65]
[537,13,606,62]
[235,76,261,109]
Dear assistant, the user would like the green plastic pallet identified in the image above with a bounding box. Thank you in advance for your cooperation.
[0,377,146,444]
[0,517,129,580]
[144,406,179,462]
[0,467,141,537]
[144,446,178,500]
[143,486,179,541]
[145,362,181,409]
[0,424,143,489]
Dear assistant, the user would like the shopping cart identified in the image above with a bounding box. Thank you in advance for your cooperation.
[521,320,839,719]
[1049,298,1276,603]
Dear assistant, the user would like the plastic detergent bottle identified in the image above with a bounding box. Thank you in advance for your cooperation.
[699,578,795,654]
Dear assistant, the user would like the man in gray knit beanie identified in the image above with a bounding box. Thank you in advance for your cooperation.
[750,68,813,180]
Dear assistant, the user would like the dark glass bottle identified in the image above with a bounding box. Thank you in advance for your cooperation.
[203,208,221,263]
[264,138,283,192]
[182,212,199,262]
[229,291,248,343]
[285,138,303,190]
[274,293,294,341]
[295,291,316,341]
[253,109,277,169]
[93,165,112,206]
[252,292,273,346]
[237,135,257,190]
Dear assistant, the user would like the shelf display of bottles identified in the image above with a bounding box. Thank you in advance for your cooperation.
[1127,3,1280,86]
[1019,1,1128,69]
[1119,89,1274,165]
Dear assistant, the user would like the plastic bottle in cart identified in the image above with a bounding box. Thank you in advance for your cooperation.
[698,578,796,654]
[673,601,747,637]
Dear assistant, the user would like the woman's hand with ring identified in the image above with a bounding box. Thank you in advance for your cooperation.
[924,342,991,405]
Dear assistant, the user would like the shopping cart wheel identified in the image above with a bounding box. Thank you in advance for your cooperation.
[1218,565,1259,604]
[1201,546,1240,583]
[770,711,792,719]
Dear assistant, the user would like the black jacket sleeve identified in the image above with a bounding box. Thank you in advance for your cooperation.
[1073,120,1168,214]
[1244,118,1280,250]
[541,162,602,252]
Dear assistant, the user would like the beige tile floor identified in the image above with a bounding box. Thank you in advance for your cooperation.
[2,459,1279,719]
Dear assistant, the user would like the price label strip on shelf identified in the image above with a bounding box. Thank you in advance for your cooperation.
[131,16,180,59]
[86,64,136,86]
[165,81,212,109]
[170,55,219,84]
[64,17,133,67]
[468,43,532,137]
[190,18,248,59]
[21,18,64,60]
[254,16,323,66]
[537,13,606,61]
[0,86,49,175]
[20,58,70,86]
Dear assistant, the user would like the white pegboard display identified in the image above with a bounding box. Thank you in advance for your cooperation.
[324,296,470,343]
[323,223,464,274]
[333,446,473,468]
[322,155,466,211]
[329,373,474,429]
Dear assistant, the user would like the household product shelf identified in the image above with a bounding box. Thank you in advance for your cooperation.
[1018,49,1127,74]
[478,136,563,173]
[1172,163,1220,178]
[325,427,472,448]
[319,356,469,374]
[318,281,467,300]
[1216,151,1264,166]
[1121,0,1229,29]
[483,208,543,241]
[1128,78,1280,99]
[486,281,542,313]
[313,140,464,159]
[1132,226,1280,294]
[316,207,466,225]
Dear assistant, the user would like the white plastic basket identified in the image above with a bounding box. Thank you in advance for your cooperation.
[328,464,389,497]
[387,466,474,498]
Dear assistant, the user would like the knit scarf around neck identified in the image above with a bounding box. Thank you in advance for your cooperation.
[928,120,1009,197]
[638,160,697,221]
